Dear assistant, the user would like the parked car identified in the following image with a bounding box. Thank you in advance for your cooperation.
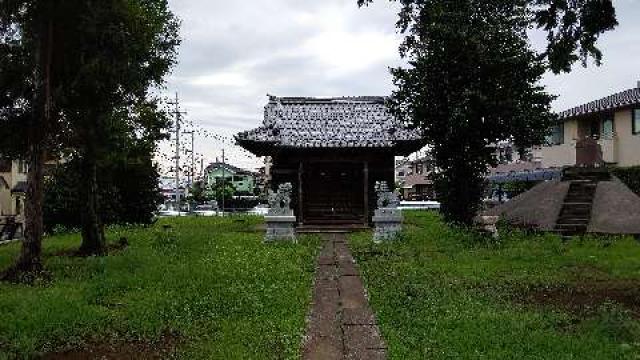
[191,204,219,217]
[157,209,187,217]
[247,204,270,216]
[398,200,440,210]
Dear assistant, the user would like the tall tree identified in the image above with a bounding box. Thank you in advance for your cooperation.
[1,1,63,279]
[1,0,179,278]
[53,0,179,255]
[359,0,617,225]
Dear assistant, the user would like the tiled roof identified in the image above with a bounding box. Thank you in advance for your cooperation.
[558,87,640,119]
[236,96,423,155]
[403,174,432,188]
[204,162,255,176]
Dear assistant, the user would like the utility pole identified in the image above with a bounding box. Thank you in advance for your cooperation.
[221,147,225,217]
[168,92,186,213]
[183,130,195,186]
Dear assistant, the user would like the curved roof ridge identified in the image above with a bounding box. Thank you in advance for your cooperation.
[558,87,640,119]
[267,95,387,105]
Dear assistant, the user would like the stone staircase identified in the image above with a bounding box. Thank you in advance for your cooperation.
[554,168,610,237]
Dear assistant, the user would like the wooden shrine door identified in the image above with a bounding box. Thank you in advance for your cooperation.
[302,162,365,224]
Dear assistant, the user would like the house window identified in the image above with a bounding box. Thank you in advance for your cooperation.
[633,108,640,135]
[602,117,614,139]
[546,123,564,145]
[18,160,28,173]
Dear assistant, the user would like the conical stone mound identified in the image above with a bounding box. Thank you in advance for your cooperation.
[485,171,640,236]
[484,179,568,231]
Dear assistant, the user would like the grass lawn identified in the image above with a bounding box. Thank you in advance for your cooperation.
[350,211,640,360]
[0,216,321,359]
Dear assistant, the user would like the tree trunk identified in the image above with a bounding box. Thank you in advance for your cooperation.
[79,141,106,256]
[2,14,53,281]
[13,146,46,272]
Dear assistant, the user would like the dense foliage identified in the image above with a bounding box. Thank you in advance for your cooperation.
[499,180,539,200]
[358,0,617,225]
[611,165,640,196]
[188,180,236,205]
[1,0,180,272]
[44,156,162,233]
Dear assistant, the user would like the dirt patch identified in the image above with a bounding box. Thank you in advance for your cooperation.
[517,280,640,318]
[40,331,180,360]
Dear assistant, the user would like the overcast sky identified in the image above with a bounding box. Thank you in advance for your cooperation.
[159,0,640,174]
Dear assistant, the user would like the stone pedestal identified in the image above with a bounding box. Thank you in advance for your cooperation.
[372,208,403,243]
[265,215,297,242]
[265,182,297,242]
[474,215,499,238]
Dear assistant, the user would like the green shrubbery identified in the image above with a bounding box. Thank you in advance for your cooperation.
[43,158,162,234]
[611,166,640,196]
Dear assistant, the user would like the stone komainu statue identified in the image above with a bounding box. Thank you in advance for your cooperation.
[374,181,400,209]
[267,182,294,217]
[372,181,402,242]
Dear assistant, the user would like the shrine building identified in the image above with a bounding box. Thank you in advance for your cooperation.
[236,95,424,225]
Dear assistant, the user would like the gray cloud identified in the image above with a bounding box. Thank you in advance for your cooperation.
[160,0,640,173]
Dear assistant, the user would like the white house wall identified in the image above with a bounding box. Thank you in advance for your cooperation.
[615,109,640,167]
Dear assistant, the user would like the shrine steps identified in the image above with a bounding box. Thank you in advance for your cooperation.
[296,224,370,234]
[554,168,610,237]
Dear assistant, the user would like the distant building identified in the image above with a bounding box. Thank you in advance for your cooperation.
[158,176,187,206]
[237,95,424,225]
[396,156,436,200]
[535,84,640,168]
[204,162,257,195]
[0,159,27,218]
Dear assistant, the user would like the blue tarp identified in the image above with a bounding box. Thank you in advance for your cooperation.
[487,169,562,183]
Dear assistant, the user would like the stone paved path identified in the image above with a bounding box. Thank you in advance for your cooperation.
[302,233,387,360]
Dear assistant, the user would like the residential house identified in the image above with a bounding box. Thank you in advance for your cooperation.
[204,162,257,195]
[236,95,423,225]
[0,159,27,239]
[396,156,436,200]
[0,159,27,218]
[535,84,640,168]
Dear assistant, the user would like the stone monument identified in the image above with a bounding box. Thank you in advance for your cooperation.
[264,182,297,242]
[372,181,403,243]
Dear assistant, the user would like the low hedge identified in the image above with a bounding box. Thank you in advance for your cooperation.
[611,166,640,196]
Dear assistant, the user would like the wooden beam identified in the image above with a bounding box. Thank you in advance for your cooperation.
[363,161,369,225]
[298,161,304,225]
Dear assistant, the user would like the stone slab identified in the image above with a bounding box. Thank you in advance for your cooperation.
[264,215,297,222]
[338,260,359,277]
[302,337,344,360]
[316,264,337,280]
[343,325,386,352]
[334,242,353,262]
[345,348,387,360]
[338,276,369,310]
[342,308,376,326]
[303,233,387,360]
